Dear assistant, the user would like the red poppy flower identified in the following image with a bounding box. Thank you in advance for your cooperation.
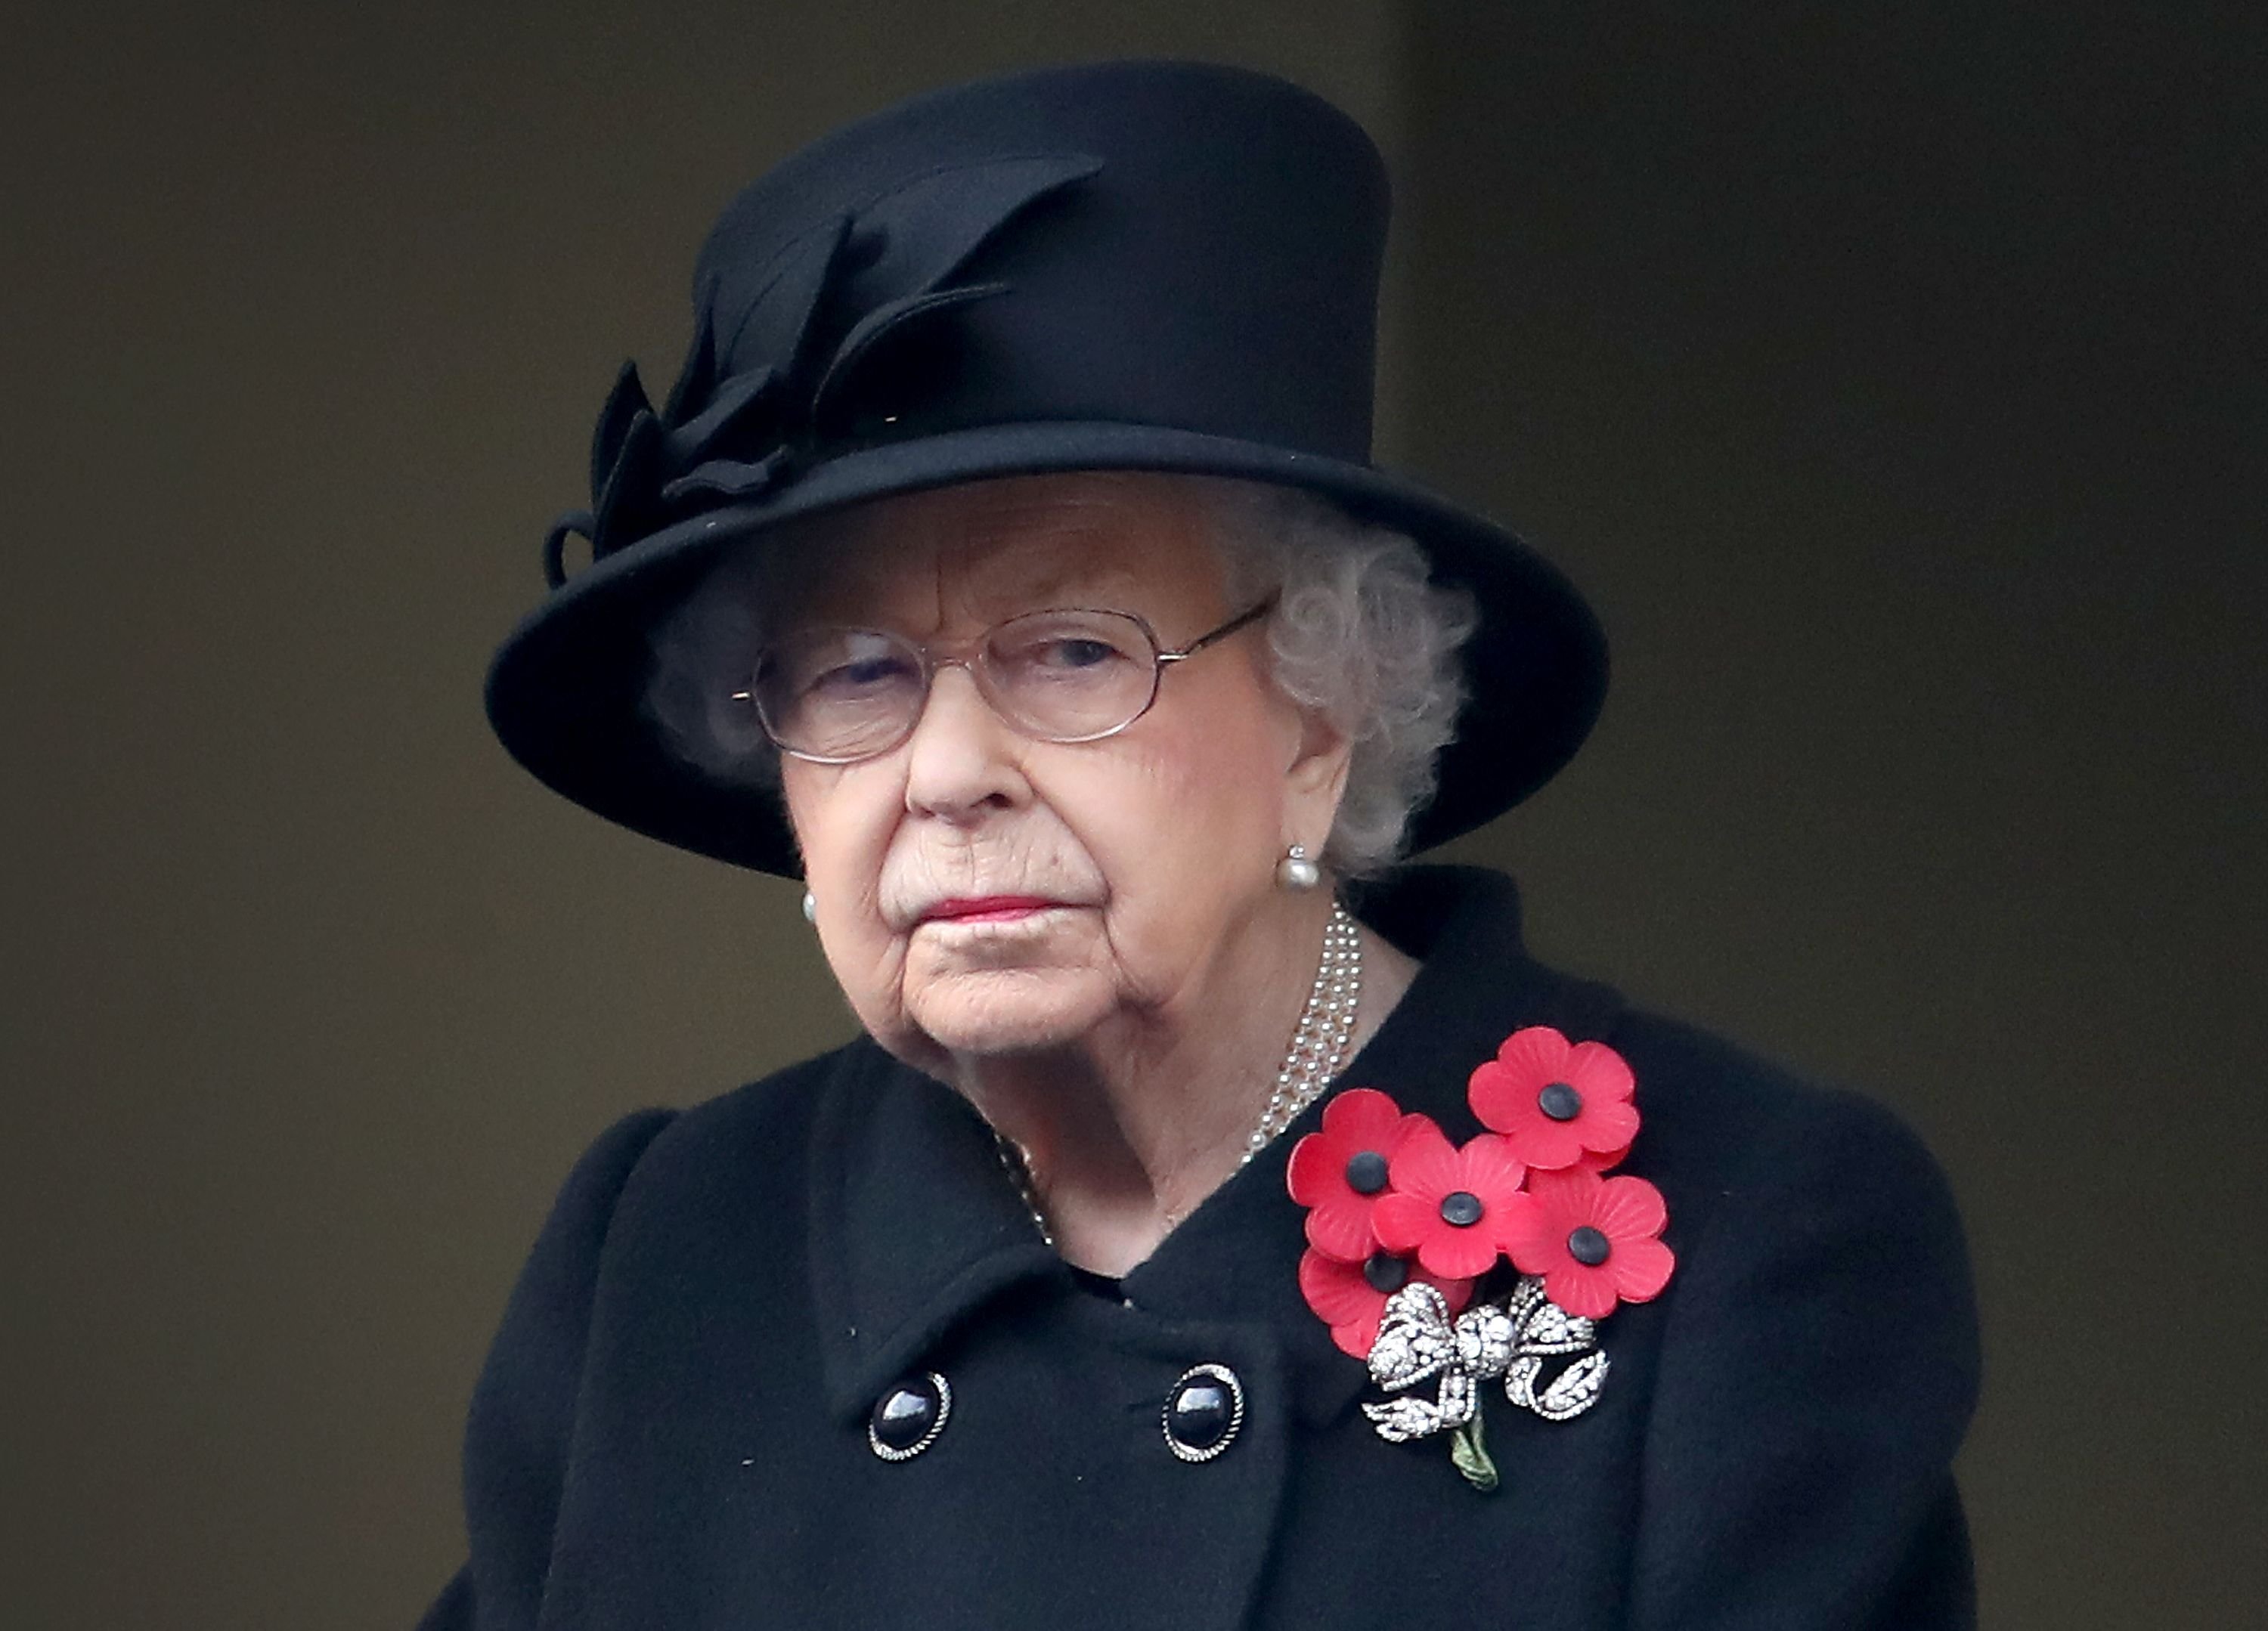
[1298,1247,1476,1358]
[1468,1026,1642,1172]
[1370,1123,1529,1280]
[1500,1165,1675,1320]
[1287,1088,1429,1262]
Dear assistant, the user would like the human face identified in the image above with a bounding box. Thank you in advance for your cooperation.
[773,473,1349,1071]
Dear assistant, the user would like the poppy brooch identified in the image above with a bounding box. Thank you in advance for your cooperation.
[1287,1026,1675,1490]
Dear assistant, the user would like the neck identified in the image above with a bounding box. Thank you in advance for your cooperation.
[953,898,1418,1275]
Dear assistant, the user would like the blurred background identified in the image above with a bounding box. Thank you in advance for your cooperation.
[5,3,2260,1626]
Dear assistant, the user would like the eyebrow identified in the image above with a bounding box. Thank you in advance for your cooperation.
[812,544,1148,617]
[769,486,1192,624]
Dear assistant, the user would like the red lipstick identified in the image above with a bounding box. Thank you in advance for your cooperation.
[922,896,1056,924]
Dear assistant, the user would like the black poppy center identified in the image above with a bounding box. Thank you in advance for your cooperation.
[1362,1252,1409,1293]
[1566,1225,1613,1267]
[1538,1081,1584,1122]
[1343,1150,1390,1194]
[1439,1190,1485,1227]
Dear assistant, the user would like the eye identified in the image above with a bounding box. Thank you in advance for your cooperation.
[767,630,922,702]
[807,649,918,695]
[992,612,1146,678]
[1037,636,1120,670]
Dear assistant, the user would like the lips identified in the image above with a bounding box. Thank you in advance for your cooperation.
[919,895,1060,925]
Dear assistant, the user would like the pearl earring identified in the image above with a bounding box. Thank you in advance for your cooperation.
[1275,843,1321,892]
[801,891,818,923]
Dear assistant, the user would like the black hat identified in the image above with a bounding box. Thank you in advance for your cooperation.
[486,60,1606,878]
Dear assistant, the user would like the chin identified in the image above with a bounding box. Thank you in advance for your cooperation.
[906,970,1117,1059]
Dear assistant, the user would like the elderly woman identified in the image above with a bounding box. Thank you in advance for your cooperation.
[429,62,1977,1631]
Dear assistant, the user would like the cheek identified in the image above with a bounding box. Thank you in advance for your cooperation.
[1158,679,1293,851]
[782,766,908,1002]
[1067,710,1287,915]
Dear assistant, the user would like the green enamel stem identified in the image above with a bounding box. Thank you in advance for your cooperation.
[1450,1413,1499,1493]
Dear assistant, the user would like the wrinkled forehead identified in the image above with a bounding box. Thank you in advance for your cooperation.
[764,472,1228,630]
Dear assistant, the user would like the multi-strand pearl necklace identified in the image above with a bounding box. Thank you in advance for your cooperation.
[1244,899,1363,1162]
[996,899,1364,1248]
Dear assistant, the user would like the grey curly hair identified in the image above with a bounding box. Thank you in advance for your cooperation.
[643,475,1476,877]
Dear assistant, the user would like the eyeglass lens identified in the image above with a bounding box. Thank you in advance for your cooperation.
[752,608,1164,761]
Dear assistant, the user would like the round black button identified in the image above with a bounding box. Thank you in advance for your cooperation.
[1362,1252,1409,1293]
[1343,1150,1390,1194]
[1538,1082,1584,1122]
[872,1386,934,1448]
[1566,1225,1613,1267]
[1439,1190,1485,1227]
[1163,1363,1245,1462]
[867,1371,951,1461]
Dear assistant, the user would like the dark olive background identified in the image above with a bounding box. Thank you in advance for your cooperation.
[5,4,2260,1627]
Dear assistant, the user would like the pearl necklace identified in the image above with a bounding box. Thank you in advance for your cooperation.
[995,900,1364,1249]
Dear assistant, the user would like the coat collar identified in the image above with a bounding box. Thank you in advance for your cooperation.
[807,865,1625,1425]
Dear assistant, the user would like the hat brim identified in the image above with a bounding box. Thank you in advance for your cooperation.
[485,420,1606,878]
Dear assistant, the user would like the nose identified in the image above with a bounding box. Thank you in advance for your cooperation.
[900,662,1029,822]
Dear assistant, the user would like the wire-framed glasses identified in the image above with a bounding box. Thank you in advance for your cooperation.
[739,599,1274,764]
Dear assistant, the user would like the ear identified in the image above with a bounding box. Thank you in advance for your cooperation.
[1281,701,1354,850]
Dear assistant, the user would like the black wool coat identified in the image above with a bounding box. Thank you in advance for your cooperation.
[421,868,1979,1629]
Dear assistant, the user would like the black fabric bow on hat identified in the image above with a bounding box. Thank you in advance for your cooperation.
[542,152,1103,588]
